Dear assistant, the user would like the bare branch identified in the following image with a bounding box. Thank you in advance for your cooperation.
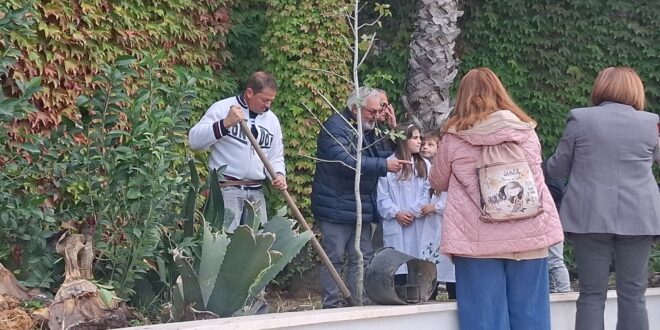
[296,119,365,174]
[357,13,383,30]
[357,2,368,13]
[345,13,355,33]
[357,33,376,67]
[342,35,355,54]
[303,155,356,172]
[304,67,352,85]
[313,89,359,136]
[363,132,394,150]
[300,101,357,162]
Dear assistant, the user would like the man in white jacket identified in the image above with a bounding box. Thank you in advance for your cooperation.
[189,71,287,233]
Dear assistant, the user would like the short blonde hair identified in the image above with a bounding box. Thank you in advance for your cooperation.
[591,67,645,110]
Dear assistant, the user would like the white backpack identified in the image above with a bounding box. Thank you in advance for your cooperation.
[476,142,543,222]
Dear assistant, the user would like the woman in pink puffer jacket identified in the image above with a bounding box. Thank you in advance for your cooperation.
[429,68,563,330]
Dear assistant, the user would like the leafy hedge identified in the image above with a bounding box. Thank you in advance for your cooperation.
[360,0,417,116]
[457,0,660,155]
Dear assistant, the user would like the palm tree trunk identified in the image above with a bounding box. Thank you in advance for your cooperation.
[403,0,463,133]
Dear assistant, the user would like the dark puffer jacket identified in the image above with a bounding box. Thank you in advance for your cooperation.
[311,109,391,224]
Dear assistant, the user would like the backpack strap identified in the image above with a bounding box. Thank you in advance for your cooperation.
[450,172,482,212]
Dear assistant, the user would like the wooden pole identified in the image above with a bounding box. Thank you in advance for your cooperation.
[239,121,356,307]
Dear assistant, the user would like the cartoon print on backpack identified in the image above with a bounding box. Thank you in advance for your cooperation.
[485,181,523,213]
[498,181,524,213]
[478,152,542,223]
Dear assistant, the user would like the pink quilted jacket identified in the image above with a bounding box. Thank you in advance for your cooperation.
[430,110,564,257]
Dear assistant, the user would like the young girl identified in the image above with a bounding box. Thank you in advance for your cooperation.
[376,124,430,285]
[419,133,456,300]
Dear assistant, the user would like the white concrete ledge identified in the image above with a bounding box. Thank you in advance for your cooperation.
[129,288,660,330]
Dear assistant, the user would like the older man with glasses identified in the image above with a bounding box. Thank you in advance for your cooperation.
[311,86,411,308]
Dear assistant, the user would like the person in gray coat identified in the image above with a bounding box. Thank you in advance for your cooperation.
[547,66,660,330]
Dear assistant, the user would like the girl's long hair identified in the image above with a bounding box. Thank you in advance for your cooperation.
[443,67,533,131]
[394,124,427,181]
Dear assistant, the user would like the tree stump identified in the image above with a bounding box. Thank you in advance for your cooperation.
[48,230,129,330]
[0,264,30,301]
[0,263,36,329]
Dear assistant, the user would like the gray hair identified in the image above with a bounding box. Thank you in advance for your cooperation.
[372,88,386,96]
[346,86,379,110]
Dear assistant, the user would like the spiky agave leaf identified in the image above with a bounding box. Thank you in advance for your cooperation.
[203,169,225,230]
[180,187,196,237]
[240,200,259,231]
[172,249,203,309]
[206,225,281,317]
[198,223,230,307]
[248,215,312,298]
[170,279,185,322]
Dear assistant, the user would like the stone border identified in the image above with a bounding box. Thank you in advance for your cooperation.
[128,288,660,330]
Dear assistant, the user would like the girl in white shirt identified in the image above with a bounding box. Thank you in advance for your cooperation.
[377,124,430,285]
[419,133,456,300]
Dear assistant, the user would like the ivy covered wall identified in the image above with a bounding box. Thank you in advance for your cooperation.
[262,0,352,215]
[360,0,417,116]
[2,0,237,132]
[458,0,660,155]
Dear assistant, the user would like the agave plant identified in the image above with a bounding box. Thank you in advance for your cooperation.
[165,160,312,321]
[170,217,311,320]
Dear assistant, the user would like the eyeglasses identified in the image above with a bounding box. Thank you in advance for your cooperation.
[380,102,390,109]
[362,107,381,115]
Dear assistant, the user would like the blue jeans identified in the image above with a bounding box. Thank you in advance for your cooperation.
[454,257,551,330]
[221,187,267,233]
[548,242,571,293]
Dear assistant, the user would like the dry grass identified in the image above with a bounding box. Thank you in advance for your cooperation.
[0,295,34,330]
[266,291,322,313]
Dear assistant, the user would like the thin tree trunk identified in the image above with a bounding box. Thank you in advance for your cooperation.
[403,0,463,133]
[351,0,365,306]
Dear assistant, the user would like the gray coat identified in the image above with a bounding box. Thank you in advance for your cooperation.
[547,102,660,235]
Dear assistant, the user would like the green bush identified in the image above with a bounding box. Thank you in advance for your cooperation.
[0,51,203,304]
[49,56,198,299]
[0,2,62,290]
[0,0,236,304]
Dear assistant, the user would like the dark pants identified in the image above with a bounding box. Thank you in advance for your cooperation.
[318,221,374,308]
[429,282,456,300]
[570,233,654,330]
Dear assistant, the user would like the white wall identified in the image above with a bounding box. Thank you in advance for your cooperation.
[128,288,660,330]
